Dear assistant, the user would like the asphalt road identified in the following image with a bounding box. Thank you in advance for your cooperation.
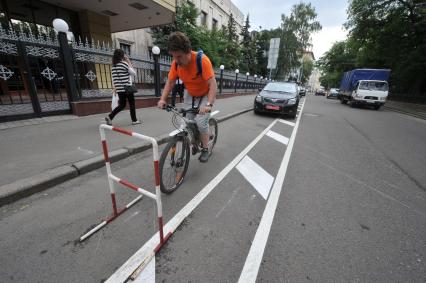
[0,95,425,282]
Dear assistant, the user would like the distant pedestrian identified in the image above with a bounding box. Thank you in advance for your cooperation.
[105,49,141,125]
[171,78,184,106]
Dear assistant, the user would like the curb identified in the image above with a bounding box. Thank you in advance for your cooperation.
[0,107,253,207]
[0,166,79,207]
[383,106,426,120]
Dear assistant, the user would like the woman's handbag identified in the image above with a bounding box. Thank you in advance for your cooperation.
[124,84,137,93]
[124,67,137,93]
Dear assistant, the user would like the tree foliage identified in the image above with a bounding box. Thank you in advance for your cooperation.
[301,57,314,84]
[240,15,254,73]
[275,3,321,79]
[319,0,426,95]
[151,1,321,80]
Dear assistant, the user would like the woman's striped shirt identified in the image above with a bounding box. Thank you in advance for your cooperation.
[112,61,135,93]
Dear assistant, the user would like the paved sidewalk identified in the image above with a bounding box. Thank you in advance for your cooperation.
[0,94,256,188]
[385,100,426,119]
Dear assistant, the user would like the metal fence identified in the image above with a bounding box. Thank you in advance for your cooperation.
[0,24,267,121]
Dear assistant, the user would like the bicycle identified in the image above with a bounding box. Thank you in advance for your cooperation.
[159,105,219,194]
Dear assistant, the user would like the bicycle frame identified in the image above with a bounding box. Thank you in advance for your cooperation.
[167,107,220,141]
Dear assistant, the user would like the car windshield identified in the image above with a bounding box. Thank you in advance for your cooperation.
[263,83,296,93]
[359,81,389,91]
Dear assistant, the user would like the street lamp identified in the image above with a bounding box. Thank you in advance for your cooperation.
[152,46,160,56]
[219,65,225,94]
[245,72,249,92]
[234,69,239,93]
[152,46,161,97]
[53,18,69,33]
[52,18,78,106]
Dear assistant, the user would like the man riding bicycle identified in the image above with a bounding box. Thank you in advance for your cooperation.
[157,32,218,163]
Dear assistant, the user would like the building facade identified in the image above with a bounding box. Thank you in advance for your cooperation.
[187,0,244,32]
[111,0,245,57]
[0,0,176,121]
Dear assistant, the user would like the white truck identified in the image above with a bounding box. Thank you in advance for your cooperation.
[339,69,391,110]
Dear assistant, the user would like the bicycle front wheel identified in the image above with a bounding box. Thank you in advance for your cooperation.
[159,136,190,194]
[208,118,218,156]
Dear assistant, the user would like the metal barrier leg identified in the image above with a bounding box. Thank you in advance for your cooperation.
[153,159,172,252]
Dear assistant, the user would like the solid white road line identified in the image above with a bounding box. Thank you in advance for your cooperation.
[106,119,279,283]
[238,97,306,283]
[133,256,155,283]
[236,155,274,200]
[266,130,289,145]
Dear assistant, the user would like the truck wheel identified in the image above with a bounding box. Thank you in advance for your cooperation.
[350,100,357,108]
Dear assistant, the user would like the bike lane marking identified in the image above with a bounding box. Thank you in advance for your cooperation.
[266,130,290,145]
[238,97,306,283]
[106,117,280,283]
[236,155,275,200]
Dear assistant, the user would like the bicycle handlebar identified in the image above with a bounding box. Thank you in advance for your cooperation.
[164,105,209,114]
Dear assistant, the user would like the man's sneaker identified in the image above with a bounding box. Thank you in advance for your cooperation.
[132,119,142,125]
[199,148,209,163]
[105,116,112,125]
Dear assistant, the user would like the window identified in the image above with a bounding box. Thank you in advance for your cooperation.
[120,43,131,55]
[212,18,218,30]
[264,83,297,94]
[359,81,388,91]
[201,11,207,26]
[209,7,213,28]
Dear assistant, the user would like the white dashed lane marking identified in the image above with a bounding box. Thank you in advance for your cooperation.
[266,130,289,145]
[236,155,274,200]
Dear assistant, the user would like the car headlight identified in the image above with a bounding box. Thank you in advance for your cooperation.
[287,98,297,105]
[255,95,262,102]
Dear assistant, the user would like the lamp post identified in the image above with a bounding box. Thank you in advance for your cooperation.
[254,74,257,90]
[245,72,249,92]
[53,18,78,107]
[152,46,161,97]
[234,69,239,93]
[219,64,224,94]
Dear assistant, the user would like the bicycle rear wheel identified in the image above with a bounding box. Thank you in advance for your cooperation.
[159,136,190,194]
[208,118,218,156]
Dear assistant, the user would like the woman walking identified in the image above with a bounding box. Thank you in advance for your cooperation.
[105,49,141,125]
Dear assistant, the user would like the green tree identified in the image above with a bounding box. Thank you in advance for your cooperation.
[223,13,242,70]
[301,57,314,84]
[275,3,322,80]
[252,30,269,76]
[344,0,426,95]
[317,40,357,88]
[150,1,227,67]
[240,15,255,73]
[151,1,199,54]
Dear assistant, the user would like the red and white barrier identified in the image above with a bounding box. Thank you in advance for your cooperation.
[79,125,171,252]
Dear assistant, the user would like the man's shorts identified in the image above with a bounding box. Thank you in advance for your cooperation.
[182,91,210,134]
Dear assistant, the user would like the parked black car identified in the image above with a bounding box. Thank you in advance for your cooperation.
[254,82,299,118]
